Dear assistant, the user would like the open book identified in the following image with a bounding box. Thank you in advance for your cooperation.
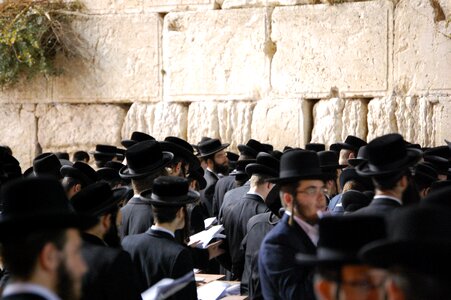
[141,271,194,300]
[188,224,225,249]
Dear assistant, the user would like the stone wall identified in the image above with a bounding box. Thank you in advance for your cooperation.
[0,0,450,168]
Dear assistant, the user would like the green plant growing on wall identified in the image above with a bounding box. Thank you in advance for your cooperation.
[0,0,84,87]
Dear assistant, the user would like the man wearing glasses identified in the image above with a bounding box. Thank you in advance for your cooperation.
[258,149,328,299]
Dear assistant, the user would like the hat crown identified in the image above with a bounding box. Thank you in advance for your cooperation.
[356,145,369,160]
[344,135,367,150]
[164,136,194,153]
[198,139,227,156]
[131,131,155,142]
[72,162,98,183]
[318,151,340,167]
[367,134,408,167]
[305,143,326,152]
[238,139,263,156]
[256,153,280,171]
[279,150,322,180]
[126,141,167,172]
[95,144,118,154]
[152,176,190,199]
[1,177,73,216]
[33,153,62,178]
[71,182,113,216]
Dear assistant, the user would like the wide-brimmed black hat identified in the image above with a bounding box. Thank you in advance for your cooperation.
[71,182,127,217]
[318,151,347,171]
[296,215,386,266]
[430,180,451,193]
[197,138,229,158]
[413,162,438,186]
[341,190,372,213]
[330,135,367,153]
[360,205,451,280]
[424,145,450,160]
[421,185,451,208]
[339,168,374,191]
[33,153,62,179]
[305,143,326,153]
[0,149,22,184]
[119,141,173,180]
[356,133,422,177]
[261,143,274,153]
[121,131,155,149]
[96,161,126,182]
[246,153,280,177]
[423,155,449,175]
[237,139,264,158]
[348,145,369,167]
[92,145,124,162]
[0,177,95,240]
[61,162,97,186]
[187,166,207,190]
[230,159,255,178]
[269,150,326,184]
[141,176,199,207]
[161,136,200,170]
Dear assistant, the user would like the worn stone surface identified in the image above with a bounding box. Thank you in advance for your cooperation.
[0,104,36,169]
[144,0,218,12]
[187,101,255,150]
[342,99,368,141]
[222,0,315,9]
[251,99,312,150]
[0,77,50,103]
[163,9,270,101]
[271,0,393,98]
[394,0,451,95]
[435,97,451,145]
[122,102,189,141]
[367,95,443,146]
[36,104,127,153]
[52,13,162,103]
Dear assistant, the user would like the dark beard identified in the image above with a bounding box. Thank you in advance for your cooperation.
[213,161,229,176]
[56,259,79,300]
[103,219,121,248]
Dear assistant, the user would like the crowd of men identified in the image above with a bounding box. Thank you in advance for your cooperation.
[0,131,450,300]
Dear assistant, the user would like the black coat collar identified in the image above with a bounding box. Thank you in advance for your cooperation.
[146,228,175,240]
[82,232,107,246]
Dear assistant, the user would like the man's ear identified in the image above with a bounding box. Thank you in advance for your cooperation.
[39,243,60,272]
[314,279,334,300]
[386,278,405,300]
[101,214,112,231]
[282,191,293,208]
[74,183,82,193]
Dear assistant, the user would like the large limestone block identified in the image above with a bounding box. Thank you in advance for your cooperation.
[271,1,393,98]
[36,104,127,152]
[0,77,50,104]
[77,0,143,14]
[222,0,314,9]
[122,102,189,140]
[163,9,271,101]
[394,0,451,95]
[435,97,451,145]
[144,0,218,12]
[367,95,441,146]
[0,104,37,169]
[187,101,255,150]
[310,98,368,146]
[251,99,312,150]
[52,13,162,103]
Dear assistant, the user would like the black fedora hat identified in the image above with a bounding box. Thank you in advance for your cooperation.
[188,166,207,190]
[305,143,326,153]
[92,145,124,162]
[430,180,451,193]
[119,141,174,180]
[424,155,449,175]
[246,153,280,177]
[121,131,155,148]
[339,168,374,191]
[261,143,274,153]
[161,136,200,170]
[356,133,422,177]
[71,182,127,217]
[269,150,326,184]
[341,190,372,213]
[0,149,22,184]
[237,139,264,158]
[0,177,95,240]
[318,151,347,170]
[61,162,98,186]
[197,138,230,158]
[348,145,369,167]
[424,145,450,160]
[96,161,126,182]
[296,215,386,266]
[33,153,62,179]
[413,162,438,186]
[330,135,367,153]
[421,185,451,208]
[141,176,199,207]
[230,159,255,177]
[360,205,451,280]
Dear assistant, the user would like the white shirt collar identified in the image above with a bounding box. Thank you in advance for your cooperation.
[285,211,319,246]
[3,283,61,300]
[373,195,402,205]
[151,225,175,238]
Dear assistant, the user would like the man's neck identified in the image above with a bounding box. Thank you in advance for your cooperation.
[154,222,178,234]
[375,189,402,202]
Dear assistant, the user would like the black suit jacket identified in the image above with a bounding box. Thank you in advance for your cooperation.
[212,176,237,217]
[200,170,219,218]
[81,233,142,300]
[353,197,402,215]
[258,214,316,300]
[121,229,197,300]
[218,182,250,223]
[120,196,154,238]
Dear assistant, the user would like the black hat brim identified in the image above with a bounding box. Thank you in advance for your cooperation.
[246,163,279,177]
[296,252,359,267]
[119,152,173,180]
[81,187,129,217]
[140,189,199,207]
[355,148,422,177]
[347,158,366,167]
[321,163,348,170]
[198,143,230,158]
[121,140,137,149]
[160,141,200,170]
[268,173,327,184]
[60,165,94,186]
[237,144,258,157]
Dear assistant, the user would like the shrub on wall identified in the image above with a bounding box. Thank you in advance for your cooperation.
[0,0,83,87]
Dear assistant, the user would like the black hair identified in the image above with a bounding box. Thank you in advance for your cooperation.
[61,177,85,193]
[372,171,406,190]
[1,229,67,280]
[131,169,168,194]
[73,151,89,162]
[152,205,183,224]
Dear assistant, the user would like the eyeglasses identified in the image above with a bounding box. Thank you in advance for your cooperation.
[296,186,328,196]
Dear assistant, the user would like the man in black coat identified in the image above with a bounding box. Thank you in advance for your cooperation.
[354,133,421,215]
[122,177,202,300]
[70,182,142,300]
[197,139,230,218]
[258,150,328,300]
[119,141,174,237]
